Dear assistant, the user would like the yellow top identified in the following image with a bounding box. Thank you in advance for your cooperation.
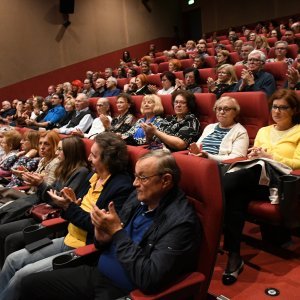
[254,124,300,170]
[64,173,110,248]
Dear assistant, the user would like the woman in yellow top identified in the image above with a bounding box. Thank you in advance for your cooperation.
[222,89,300,285]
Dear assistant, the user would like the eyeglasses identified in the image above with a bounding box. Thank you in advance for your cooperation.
[248,58,261,63]
[134,173,162,183]
[96,104,104,107]
[272,105,290,111]
[216,107,236,113]
[275,47,287,50]
[174,100,187,106]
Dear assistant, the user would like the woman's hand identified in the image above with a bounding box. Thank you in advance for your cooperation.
[47,189,72,210]
[71,129,84,137]
[247,147,273,159]
[175,79,185,90]
[207,77,216,91]
[141,122,157,140]
[22,172,44,186]
[148,84,158,94]
[61,187,82,206]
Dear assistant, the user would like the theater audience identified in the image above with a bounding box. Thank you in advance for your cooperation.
[149,71,176,95]
[25,93,66,130]
[222,89,300,285]
[143,90,200,151]
[133,74,152,95]
[52,96,75,128]
[103,76,121,97]
[233,50,276,96]
[0,133,134,300]
[72,97,111,139]
[91,78,106,97]
[19,150,201,300]
[168,59,182,72]
[5,130,40,188]
[207,64,238,98]
[266,41,294,66]
[0,130,22,177]
[71,80,83,98]
[122,94,164,145]
[216,50,231,68]
[56,93,93,135]
[0,101,16,123]
[102,93,136,134]
[235,44,254,65]
[82,78,96,98]
[189,96,249,161]
[175,68,202,93]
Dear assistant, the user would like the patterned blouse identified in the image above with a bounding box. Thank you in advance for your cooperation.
[110,112,136,134]
[155,113,201,151]
[6,155,41,187]
[122,115,163,145]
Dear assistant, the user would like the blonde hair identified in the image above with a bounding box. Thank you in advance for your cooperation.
[140,94,164,116]
[217,64,238,84]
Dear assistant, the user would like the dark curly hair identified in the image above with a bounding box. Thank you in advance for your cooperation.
[94,132,128,174]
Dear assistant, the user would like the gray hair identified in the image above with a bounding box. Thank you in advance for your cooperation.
[249,50,266,62]
[213,96,241,115]
[139,150,181,185]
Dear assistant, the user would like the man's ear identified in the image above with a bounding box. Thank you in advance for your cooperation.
[161,173,173,187]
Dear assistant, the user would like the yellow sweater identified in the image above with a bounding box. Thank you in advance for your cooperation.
[254,124,300,170]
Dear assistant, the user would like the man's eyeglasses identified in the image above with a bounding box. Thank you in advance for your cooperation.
[216,106,236,113]
[96,104,104,107]
[275,47,287,50]
[134,173,162,183]
[272,105,290,111]
[248,58,261,63]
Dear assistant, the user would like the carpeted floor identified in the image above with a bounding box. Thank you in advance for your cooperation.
[209,222,300,300]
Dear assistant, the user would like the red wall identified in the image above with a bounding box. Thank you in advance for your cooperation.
[0,37,175,100]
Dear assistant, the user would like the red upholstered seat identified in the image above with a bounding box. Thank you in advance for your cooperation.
[222,91,269,146]
[157,61,169,73]
[116,78,129,89]
[198,68,217,93]
[204,56,217,68]
[147,74,162,89]
[264,61,288,89]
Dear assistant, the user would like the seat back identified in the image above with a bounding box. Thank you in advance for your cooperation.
[158,62,170,73]
[180,59,194,69]
[172,153,224,300]
[222,91,269,145]
[194,93,217,131]
[204,56,217,68]
[148,74,162,89]
[117,78,129,90]
[199,68,217,93]
[264,61,288,89]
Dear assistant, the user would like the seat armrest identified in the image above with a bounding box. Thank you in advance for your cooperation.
[130,272,205,300]
[222,157,247,164]
[290,169,300,176]
[74,244,98,256]
[23,217,68,245]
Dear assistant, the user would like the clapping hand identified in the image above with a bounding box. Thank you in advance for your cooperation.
[91,202,123,242]
[22,172,44,186]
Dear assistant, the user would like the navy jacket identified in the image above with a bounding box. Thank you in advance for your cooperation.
[61,172,133,245]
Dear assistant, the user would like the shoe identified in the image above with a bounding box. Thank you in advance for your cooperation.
[222,259,244,285]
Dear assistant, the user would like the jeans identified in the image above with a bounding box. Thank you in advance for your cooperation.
[0,237,73,300]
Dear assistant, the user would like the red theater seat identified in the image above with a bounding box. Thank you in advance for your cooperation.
[147,74,162,89]
[158,61,169,73]
[222,91,269,146]
[199,68,217,93]
[204,56,217,68]
[264,61,288,89]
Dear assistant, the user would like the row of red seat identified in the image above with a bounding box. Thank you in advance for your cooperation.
[116,61,289,92]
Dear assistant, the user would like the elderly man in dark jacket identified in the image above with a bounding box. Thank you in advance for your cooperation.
[20,150,202,300]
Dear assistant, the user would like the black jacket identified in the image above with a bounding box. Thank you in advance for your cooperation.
[100,187,202,293]
[61,172,134,245]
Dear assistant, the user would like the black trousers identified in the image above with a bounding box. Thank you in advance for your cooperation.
[20,265,129,300]
[0,218,36,267]
[223,165,269,253]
